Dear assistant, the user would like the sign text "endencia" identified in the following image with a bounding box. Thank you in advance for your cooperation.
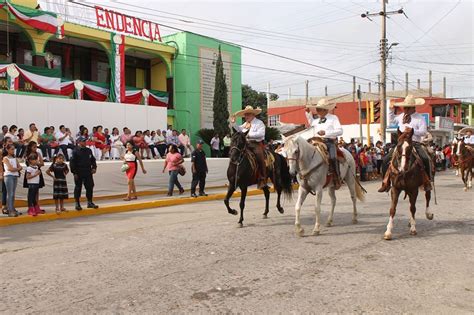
[95,6,162,42]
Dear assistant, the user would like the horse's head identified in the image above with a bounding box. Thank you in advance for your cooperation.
[457,137,466,156]
[395,128,415,173]
[284,136,299,176]
[229,130,248,162]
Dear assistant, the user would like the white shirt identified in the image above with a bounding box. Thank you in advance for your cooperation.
[232,117,266,142]
[210,137,220,150]
[26,166,40,184]
[388,110,427,143]
[464,135,474,144]
[305,112,343,139]
[144,135,154,146]
[56,131,71,146]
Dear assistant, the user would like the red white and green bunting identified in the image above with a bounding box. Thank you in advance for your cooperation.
[1,1,64,38]
[84,82,109,102]
[149,92,169,107]
[0,63,60,93]
[109,33,125,103]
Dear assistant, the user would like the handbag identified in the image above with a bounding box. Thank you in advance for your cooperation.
[178,165,186,176]
[121,162,130,172]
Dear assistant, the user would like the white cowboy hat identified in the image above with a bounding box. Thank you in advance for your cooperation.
[306,98,336,110]
[459,127,474,135]
[394,94,425,107]
[234,105,262,117]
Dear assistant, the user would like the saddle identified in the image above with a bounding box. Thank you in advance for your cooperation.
[307,137,346,163]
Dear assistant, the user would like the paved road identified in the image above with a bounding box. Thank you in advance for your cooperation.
[1,172,473,314]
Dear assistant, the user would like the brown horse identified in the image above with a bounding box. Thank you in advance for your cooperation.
[455,137,473,191]
[383,128,434,240]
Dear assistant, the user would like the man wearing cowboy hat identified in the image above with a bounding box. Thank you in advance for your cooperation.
[460,127,474,147]
[230,106,268,189]
[378,94,432,192]
[305,98,343,189]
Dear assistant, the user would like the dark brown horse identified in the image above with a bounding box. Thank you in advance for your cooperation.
[224,131,293,227]
[455,137,473,191]
[383,128,434,240]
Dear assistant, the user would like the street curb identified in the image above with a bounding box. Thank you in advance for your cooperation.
[0,188,275,227]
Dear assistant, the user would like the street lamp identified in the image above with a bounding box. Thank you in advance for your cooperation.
[387,42,399,52]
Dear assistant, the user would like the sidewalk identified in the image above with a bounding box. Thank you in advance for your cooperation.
[0,185,275,227]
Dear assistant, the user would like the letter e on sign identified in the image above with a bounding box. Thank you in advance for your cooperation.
[95,6,106,27]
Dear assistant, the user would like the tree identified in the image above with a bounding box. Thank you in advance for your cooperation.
[212,46,230,137]
[241,84,278,124]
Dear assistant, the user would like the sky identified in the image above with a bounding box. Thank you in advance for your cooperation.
[41,0,474,101]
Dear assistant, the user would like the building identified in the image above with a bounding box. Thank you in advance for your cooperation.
[0,0,241,144]
[269,89,470,146]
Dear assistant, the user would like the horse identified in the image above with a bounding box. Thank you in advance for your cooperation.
[383,128,434,240]
[285,136,365,237]
[455,137,473,191]
[451,138,460,176]
[224,130,293,227]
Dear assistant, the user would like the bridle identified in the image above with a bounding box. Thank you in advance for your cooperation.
[286,140,321,195]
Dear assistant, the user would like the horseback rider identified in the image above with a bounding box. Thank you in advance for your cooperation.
[378,95,433,193]
[230,106,268,189]
[461,127,474,148]
[305,98,343,189]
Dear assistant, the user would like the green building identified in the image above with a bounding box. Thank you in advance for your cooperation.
[163,32,242,145]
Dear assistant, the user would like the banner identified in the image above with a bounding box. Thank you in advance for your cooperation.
[149,91,169,107]
[109,33,125,103]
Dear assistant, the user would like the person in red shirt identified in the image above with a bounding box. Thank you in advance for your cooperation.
[443,144,452,169]
[93,125,110,160]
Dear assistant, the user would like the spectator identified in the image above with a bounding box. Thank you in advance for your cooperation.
[359,147,368,182]
[0,125,7,145]
[169,130,180,147]
[5,125,22,157]
[163,144,185,196]
[40,127,56,162]
[120,127,133,145]
[375,141,384,175]
[104,128,111,146]
[154,129,167,158]
[25,153,43,216]
[2,144,22,217]
[93,125,110,160]
[76,125,85,139]
[23,123,39,146]
[191,140,208,198]
[110,127,124,159]
[23,142,46,214]
[435,147,445,171]
[70,137,98,211]
[56,125,74,161]
[123,141,147,201]
[16,128,26,158]
[1,137,13,214]
[178,129,191,157]
[133,130,147,158]
[144,130,156,159]
[210,134,220,157]
[46,153,69,214]
[223,134,231,157]
[443,144,452,169]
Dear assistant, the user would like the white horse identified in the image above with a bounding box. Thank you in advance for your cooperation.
[285,136,366,237]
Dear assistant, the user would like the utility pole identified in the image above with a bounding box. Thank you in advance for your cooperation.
[353,76,356,102]
[362,4,404,143]
[443,77,446,98]
[429,70,433,97]
[405,72,409,96]
[357,86,363,144]
[392,80,395,91]
[266,82,270,109]
[417,79,421,90]
[305,80,309,105]
[288,87,291,100]
[325,86,328,96]
[368,82,372,93]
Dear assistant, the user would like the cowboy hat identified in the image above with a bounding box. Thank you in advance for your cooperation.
[394,94,425,107]
[306,98,336,110]
[459,127,474,135]
[233,105,262,117]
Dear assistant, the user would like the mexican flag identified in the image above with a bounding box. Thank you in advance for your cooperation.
[1,1,64,38]
[109,33,125,103]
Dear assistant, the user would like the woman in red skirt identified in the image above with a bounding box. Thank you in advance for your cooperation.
[93,125,111,160]
[123,141,146,201]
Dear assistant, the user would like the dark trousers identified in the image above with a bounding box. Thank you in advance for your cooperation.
[27,184,40,207]
[148,145,157,158]
[376,159,383,174]
[191,171,206,194]
[16,144,26,158]
[211,149,219,158]
[360,167,367,181]
[178,145,185,156]
[381,143,432,179]
[55,144,74,161]
[223,146,230,158]
[2,180,6,206]
[40,144,52,160]
[156,144,167,157]
[324,139,340,178]
[74,173,94,202]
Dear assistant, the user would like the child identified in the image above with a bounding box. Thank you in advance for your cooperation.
[25,153,42,216]
[46,154,69,214]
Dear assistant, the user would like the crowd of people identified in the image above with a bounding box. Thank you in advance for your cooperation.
[0,123,211,217]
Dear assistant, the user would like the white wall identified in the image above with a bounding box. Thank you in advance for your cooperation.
[0,94,168,133]
[341,124,383,144]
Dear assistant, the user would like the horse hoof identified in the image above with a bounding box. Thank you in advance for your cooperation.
[352,219,358,224]
[464,187,468,192]
[410,230,417,236]
[278,207,284,214]
[237,223,243,228]
[383,233,392,240]
[311,230,320,236]
[262,214,268,219]
[295,226,304,237]
[325,222,332,227]
[228,209,238,216]
[426,213,434,220]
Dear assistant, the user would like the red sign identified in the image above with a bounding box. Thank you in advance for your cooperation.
[95,6,162,42]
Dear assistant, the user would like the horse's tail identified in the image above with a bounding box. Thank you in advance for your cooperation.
[276,153,293,200]
[354,176,366,202]
[345,148,366,202]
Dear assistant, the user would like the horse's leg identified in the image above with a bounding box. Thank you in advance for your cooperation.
[425,190,434,220]
[384,188,401,240]
[408,190,419,235]
[275,186,284,214]
[262,186,271,219]
[325,187,336,227]
[224,183,238,215]
[295,187,309,237]
[461,167,468,191]
[312,189,323,236]
[347,174,358,224]
[468,168,473,189]
[238,186,248,227]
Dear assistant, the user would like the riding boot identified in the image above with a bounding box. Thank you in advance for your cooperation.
[332,160,342,190]
[378,171,391,193]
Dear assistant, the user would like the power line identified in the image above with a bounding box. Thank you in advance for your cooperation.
[394,58,474,66]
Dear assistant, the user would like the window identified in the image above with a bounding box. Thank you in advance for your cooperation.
[432,106,449,117]
[269,115,280,126]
